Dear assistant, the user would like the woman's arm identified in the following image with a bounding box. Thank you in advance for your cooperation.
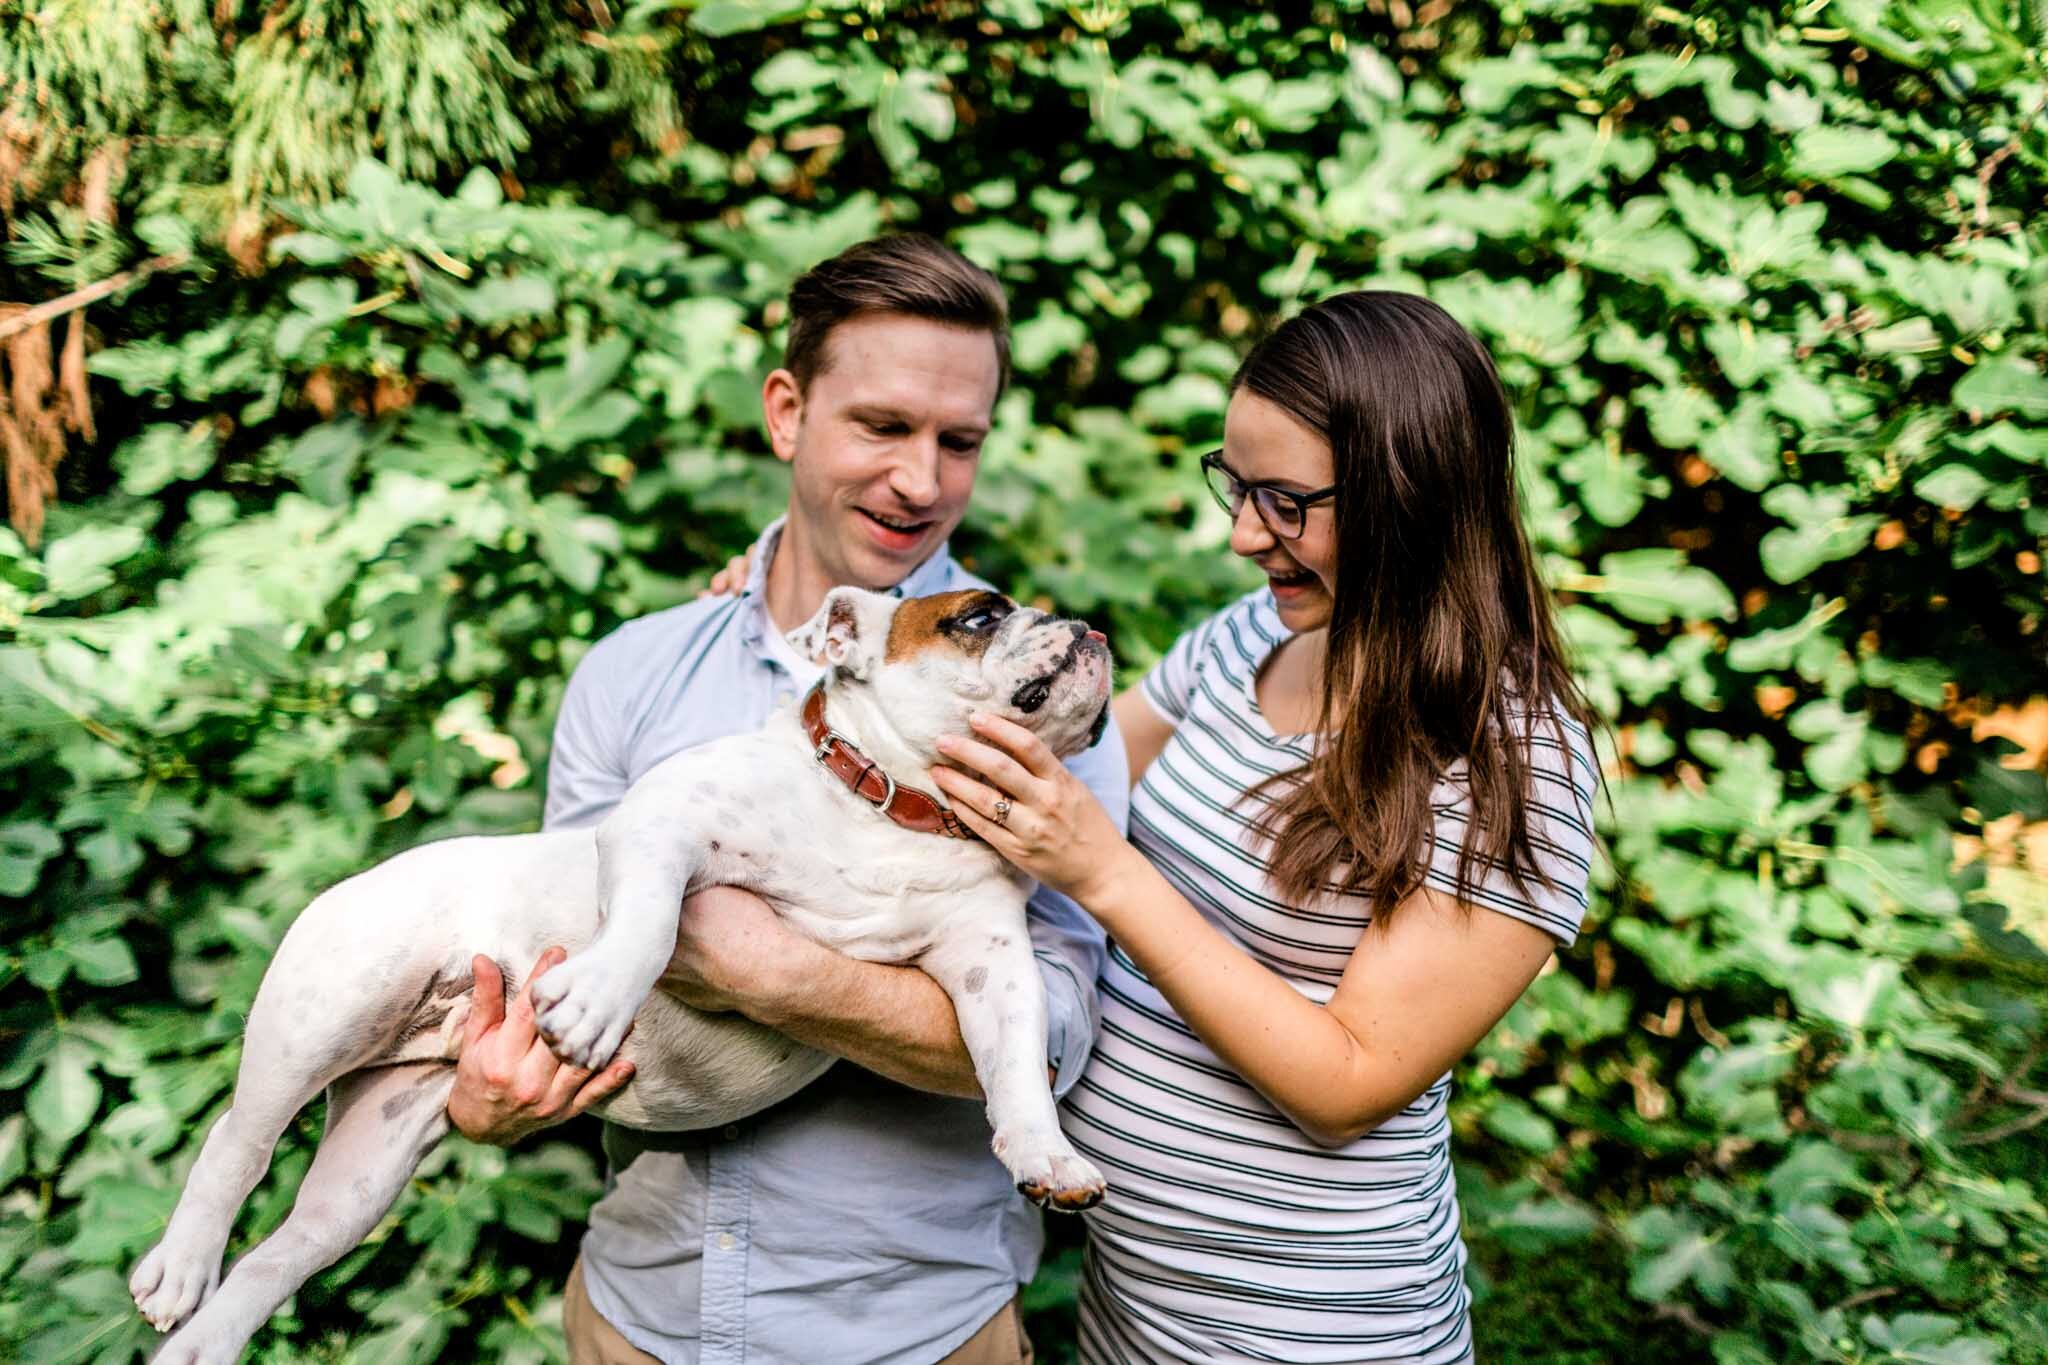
[1112,687,1177,787]
[1081,855,1556,1145]
[931,713,1561,1147]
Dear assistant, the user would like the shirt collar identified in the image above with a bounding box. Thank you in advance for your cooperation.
[738,514,960,658]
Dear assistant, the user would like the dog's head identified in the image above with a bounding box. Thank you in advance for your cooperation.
[791,587,1113,760]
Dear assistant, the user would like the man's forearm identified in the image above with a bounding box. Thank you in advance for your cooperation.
[738,950,988,1100]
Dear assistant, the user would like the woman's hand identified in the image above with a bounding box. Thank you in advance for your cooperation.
[696,546,755,598]
[930,713,1137,911]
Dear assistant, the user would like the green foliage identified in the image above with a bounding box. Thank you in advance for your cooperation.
[4,1,2048,1361]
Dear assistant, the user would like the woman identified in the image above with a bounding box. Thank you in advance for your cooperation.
[926,291,1600,1363]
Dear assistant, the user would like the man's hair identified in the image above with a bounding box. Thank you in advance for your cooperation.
[783,233,1011,394]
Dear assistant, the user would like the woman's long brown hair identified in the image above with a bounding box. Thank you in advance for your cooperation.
[1238,292,1595,921]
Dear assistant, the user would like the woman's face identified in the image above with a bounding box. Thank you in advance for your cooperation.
[1219,390,1339,635]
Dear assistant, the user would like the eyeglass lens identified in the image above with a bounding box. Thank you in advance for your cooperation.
[1203,458,1305,538]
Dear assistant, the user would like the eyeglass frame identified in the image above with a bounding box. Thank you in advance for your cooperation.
[1197,450,1337,540]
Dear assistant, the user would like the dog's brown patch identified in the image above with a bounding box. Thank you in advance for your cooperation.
[885,589,1012,662]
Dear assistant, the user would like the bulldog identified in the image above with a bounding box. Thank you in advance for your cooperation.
[130,586,1114,1365]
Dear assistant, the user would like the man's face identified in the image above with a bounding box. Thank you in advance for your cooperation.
[764,313,1001,590]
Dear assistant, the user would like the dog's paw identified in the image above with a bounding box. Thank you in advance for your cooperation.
[130,1239,218,1333]
[531,952,637,1070]
[151,1321,242,1365]
[994,1130,1106,1212]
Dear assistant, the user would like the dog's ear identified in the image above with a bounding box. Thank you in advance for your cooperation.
[789,587,897,680]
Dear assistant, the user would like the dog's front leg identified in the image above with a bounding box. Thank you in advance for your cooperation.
[922,923,1105,1211]
[532,793,699,1070]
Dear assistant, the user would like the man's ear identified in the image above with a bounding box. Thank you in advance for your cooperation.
[789,587,898,680]
[762,368,803,464]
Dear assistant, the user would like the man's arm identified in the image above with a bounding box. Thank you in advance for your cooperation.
[451,639,639,1144]
[664,707,1131,1099]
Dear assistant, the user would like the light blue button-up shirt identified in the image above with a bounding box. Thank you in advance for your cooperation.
[545,518,1130,1364]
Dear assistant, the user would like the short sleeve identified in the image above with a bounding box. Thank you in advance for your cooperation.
[1138,610,1225,726]
[1426,706,1600,948]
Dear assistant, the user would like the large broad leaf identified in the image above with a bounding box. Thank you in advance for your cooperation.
[689,0,825,36]
[1587,549,1737,624]
[0,822,63,897]
[1953,352,2048,419]
[42,525,146,599]
[1787,124,1899,178]
[26,1035,99,1147]
[1627,1208,1737,1305]
[1699,397,1780,491]
[279,418,372,505]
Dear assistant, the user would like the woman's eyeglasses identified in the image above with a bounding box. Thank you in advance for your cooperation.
[1199,451,1336,541]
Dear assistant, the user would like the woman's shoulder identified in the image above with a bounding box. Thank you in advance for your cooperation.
[1501,695,1601,803]
[1180,587,1285,668]
[1139,588,1281,726]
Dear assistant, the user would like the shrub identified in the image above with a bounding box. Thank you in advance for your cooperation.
[2,2,2044,1360]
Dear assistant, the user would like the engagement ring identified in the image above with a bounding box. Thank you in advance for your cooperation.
[993,797,1012,826]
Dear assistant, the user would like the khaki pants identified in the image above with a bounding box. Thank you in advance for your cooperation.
[564,1257,1034,1365]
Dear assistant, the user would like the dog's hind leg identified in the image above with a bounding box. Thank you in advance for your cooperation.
[130,1099,293,1333]
[151,1061,454,1365]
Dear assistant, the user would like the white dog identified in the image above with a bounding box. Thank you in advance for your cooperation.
[130,585,1114,1364]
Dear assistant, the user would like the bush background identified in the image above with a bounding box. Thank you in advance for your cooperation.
[3,2,2046,1361]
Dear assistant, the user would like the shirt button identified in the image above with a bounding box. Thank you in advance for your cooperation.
[716,1232,737,1251]
[722,1124,740,1140]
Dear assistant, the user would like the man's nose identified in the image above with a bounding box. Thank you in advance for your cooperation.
[1227,496,1274,555]
[888,433,943,508]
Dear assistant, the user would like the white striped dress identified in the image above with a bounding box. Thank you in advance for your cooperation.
[1063,590,1599,1364]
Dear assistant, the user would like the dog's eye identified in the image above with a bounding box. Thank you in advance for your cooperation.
[957,609,996,631]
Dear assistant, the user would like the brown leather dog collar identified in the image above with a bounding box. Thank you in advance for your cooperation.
[801,682,979,841]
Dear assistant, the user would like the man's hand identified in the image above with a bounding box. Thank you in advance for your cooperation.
[661,885,827,1017]
[448,947,636,1145]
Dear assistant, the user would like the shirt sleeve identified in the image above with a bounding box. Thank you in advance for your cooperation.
[543,631,635,833]
[1426,705,1601,948]
[1137,604,1227,726]
[1028,702,1131,1099]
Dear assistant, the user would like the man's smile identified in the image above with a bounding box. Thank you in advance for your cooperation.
[857,506,936,552]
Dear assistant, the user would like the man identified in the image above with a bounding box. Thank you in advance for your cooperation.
[447,233,1130,1365]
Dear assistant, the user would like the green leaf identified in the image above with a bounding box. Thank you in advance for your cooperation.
[0,822,63,897]
[690,0,816,36]
[754,50,840,97]
[279,418,371,505]
[114,422,218,496]
[42,525,146,599]
[1699,398,1779,491]
[1588,549,1737,624]
[1628,1208,1736,1305]
[0,1115,26,1186]
[27,1036,100,1147]
[1789,948,1904,1032]
[1788,125,1899,178]
[458,273,558,326]
[1914,464,1992,511]
[1953,353,2048,419]
[1480,1095,1560,1152]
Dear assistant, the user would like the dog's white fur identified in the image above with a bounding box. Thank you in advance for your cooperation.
[130,586,1113,1365]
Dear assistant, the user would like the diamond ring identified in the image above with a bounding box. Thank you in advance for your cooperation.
[992,797,1012,826]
